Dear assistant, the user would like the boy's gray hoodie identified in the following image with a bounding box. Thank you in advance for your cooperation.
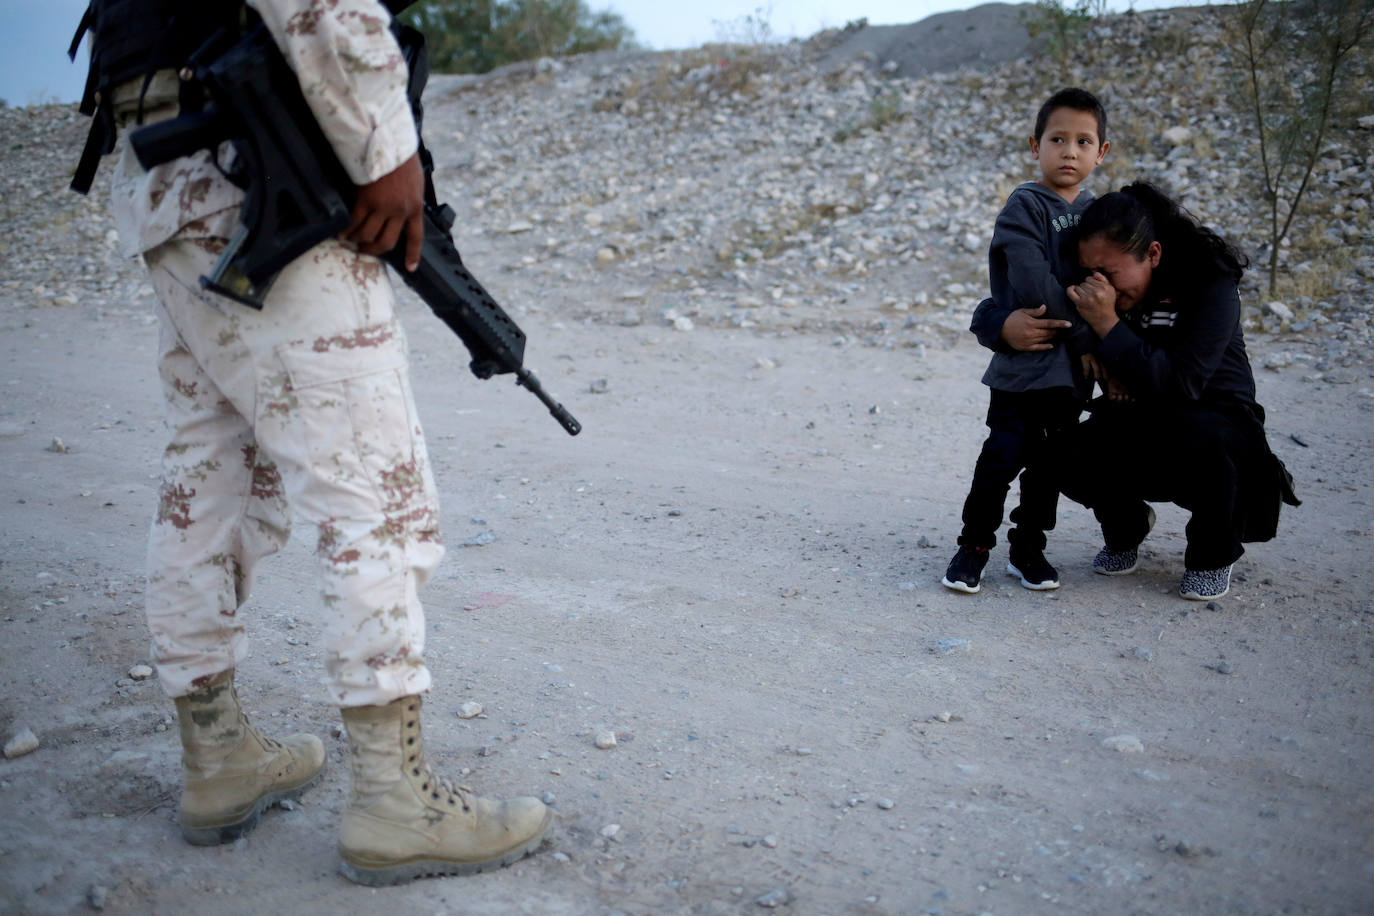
[971,181,1095,393]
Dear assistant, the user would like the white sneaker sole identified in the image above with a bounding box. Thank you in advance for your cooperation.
[1007,561,1060,590]
[941,575,980,594]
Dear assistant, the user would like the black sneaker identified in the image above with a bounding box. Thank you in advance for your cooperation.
[942,546,989,594]
[1007,547,1061,590]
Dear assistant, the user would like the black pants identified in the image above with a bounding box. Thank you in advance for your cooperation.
[1049,402,1266,570]
[958,387,1082,551]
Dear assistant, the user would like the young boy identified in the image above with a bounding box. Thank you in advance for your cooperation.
[941,87,1109,594]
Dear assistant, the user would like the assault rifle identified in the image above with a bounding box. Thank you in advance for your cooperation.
[129,21,581,436]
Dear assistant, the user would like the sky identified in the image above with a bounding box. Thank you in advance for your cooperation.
[1,0,1188,107]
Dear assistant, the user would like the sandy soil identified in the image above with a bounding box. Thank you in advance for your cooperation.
[1,228,1372,915]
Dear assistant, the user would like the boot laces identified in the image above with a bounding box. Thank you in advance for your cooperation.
[416,763,473,812]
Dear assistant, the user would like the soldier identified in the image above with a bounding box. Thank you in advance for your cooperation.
[71,0,551,885]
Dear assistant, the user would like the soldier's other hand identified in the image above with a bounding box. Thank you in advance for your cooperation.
[347,153,425,270]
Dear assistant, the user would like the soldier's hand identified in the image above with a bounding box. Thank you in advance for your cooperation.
[1000,305,1071,352]
[346,153,425,271]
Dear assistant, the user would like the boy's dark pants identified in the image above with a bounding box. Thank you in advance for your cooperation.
[958,387,1082,552]
[1048,402,1263,570]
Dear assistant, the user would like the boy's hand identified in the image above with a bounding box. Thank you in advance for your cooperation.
[1106,375,1132,402]
[1081,352,1106,382]
[344,153,425,271]
[1001,305,1072,352]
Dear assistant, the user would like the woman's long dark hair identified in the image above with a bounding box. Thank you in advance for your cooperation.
[1078,181,1248,284]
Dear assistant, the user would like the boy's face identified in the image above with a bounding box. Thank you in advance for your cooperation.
[1029,107,1108,198]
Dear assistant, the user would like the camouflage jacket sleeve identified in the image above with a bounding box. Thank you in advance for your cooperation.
[248,0,419,186]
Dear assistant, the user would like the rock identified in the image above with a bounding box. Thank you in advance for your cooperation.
[876,798,895,810]
[1264,300,1294,323]
[457,701,484,719]
[755,887,791,908]
[128,664,154,680]
[595,730,618,749]
[599,823,621,838]
[1161,125,1193,146]
[86,884,109,910]
[934,636,970,654]
[46,437,69,453]
[4,727,39,759]
[1102,734,1145,754]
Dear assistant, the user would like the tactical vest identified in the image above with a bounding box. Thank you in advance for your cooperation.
[68,0,248,193]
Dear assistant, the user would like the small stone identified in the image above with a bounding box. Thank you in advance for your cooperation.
[589,378,610,394]
[541,791,557,805]
[1102,734,1145,754]
[762,834,778,847]
[876,798,895,810]
[934,637,970,654]
[595,247,617,264]
[86,884,109,910]
[3,727,39,759]
[1128,647,1154,662]
[551,851,571,863]
[46,437,69,453]
[755,887,790,908]
[934,711,952,723]
[457,701,484,719]
[595,730,617,749]
[599,823,620,838]
[1264,300,1294,323]
[128,664,154,680]
[1161,125,1193,146]
[1213,661,1233,675]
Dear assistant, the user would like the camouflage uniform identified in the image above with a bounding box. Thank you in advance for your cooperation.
[112,0,439,706]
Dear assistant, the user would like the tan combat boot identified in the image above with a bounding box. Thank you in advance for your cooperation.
[338,695,552,886]
[173,669,326,845]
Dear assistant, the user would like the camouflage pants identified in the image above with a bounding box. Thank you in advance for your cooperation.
[142,234,441,706]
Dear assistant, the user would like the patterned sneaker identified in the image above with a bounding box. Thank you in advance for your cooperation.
[942,545,989,594]
[1007,547,1061,590]
[1093,506,1155,576]
[1092,545,1139,576]
[1179,565,1231,600]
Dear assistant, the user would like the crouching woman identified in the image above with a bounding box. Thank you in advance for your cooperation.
[1054,181,1298,600]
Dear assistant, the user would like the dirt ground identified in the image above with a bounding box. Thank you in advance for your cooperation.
[2,212,1372,915]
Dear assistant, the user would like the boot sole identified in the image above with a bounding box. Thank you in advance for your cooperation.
[338,809,554,887]
[180,765,326,847]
